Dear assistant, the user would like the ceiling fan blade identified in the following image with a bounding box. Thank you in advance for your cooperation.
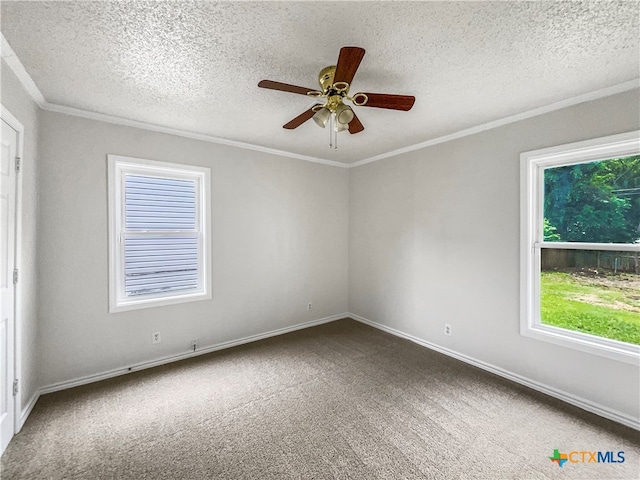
[356,93,415,111]
[283,106,320,129]
[258,80,316,96]
[348,113,364,134]
[333,47,366,85]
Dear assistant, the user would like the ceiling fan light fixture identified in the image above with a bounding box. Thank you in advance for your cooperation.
[312,107,331,128]
[335,104,354,125]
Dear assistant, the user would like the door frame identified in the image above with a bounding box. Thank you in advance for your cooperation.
[1,105,24,438]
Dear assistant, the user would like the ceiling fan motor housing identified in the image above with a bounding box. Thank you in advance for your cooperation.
[318,66,337,92]
[317,65,354,123]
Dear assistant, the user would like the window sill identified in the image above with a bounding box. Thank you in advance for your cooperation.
[109,290,211,313]
[521,323,640,365]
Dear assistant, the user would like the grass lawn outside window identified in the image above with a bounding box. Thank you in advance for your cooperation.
[540,270,640,345]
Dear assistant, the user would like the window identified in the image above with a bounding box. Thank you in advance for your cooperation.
[520,131,640,364]
[108,155,211,312]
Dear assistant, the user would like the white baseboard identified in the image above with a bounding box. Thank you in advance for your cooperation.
[349,313,639,431]
[40,313,347,395]
[18,389,40,432]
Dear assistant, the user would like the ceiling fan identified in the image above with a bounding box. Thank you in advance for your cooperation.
[258,46,415,149]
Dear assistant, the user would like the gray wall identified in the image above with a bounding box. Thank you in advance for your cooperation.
[4,57,638,425]
[1,59,40,413]
[38,111,349,386]
[349,89,640,420]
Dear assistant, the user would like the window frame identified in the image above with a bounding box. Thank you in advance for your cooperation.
[520,131,640,365]
[108,154,211,313]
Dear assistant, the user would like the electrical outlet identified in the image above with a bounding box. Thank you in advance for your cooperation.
[191,340,198,351]
[444,324,452,336]
[152,332,161,344]
[307,302,312,310]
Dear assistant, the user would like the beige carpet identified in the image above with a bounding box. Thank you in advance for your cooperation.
[2,319,638,479]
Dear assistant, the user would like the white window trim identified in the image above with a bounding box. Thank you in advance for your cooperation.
[108,155,211,313]
[520,131,640,365]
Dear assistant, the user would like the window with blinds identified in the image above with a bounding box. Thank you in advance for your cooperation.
[108,156,211,312]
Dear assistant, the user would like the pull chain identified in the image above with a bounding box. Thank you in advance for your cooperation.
[328,112,338,149]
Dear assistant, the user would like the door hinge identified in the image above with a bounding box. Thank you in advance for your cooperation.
[15,156,21,173]
[13,269,18,285]
[13,379,19,396]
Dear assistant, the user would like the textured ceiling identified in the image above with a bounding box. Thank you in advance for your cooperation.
[1,1,639,164]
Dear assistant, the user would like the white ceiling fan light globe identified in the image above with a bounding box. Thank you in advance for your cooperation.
[312,107,331,128]
[335,104,354,125]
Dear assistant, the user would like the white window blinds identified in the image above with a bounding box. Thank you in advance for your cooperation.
[123,175,199,297]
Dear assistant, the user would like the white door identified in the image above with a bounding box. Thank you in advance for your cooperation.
[0,118,17,455]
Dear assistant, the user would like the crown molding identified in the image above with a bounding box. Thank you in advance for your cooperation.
[348,79,640,168]
[43,102,348,168]
[1,33,46,107]
[3,31,638,170]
